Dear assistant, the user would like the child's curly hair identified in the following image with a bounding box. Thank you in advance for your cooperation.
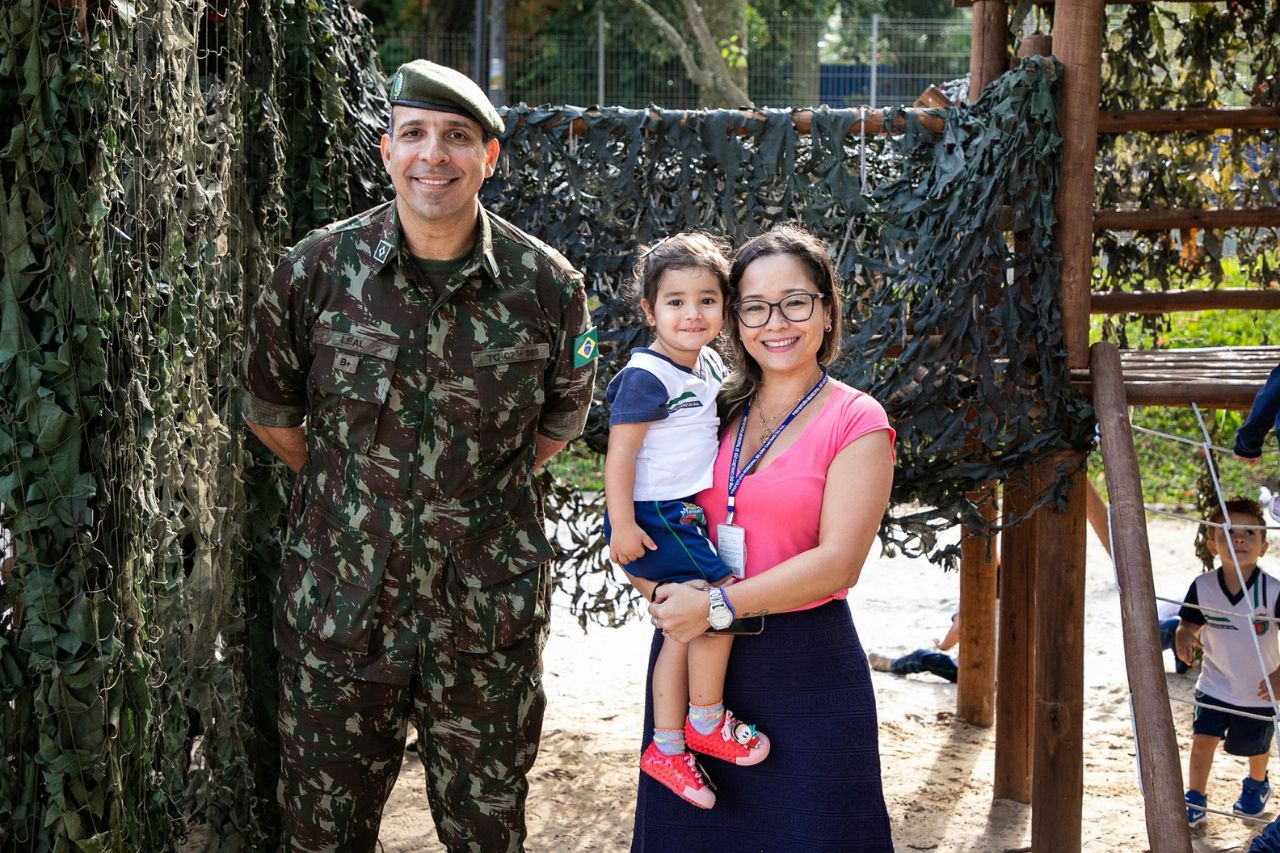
[1206,497,1266,528]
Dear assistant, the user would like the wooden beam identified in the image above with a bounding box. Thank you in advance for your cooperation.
[1091,288,1280,314]
[505,102,952,139]
[996,471,1037,803]
[1094,207,1280,231]
[1091,342,1193,853]
[1098,107,1280,133]
[1068,345,1280,409]
[1069,379,1264,410]
[959,486,998,727]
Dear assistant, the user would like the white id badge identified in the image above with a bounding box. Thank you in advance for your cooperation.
[716,523,747,579]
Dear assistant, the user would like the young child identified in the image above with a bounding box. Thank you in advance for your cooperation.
[867,611,960,683]
[1176,497,1280,827]
[603,233,770,810]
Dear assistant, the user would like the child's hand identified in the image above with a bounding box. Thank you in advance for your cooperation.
[1174,623,1200,667]
[1235,453,1261,465]
[1260,666,1280,701]
[610,523,657,565]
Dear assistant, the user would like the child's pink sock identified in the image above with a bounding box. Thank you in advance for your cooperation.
[652,727,685,755]
[688,702,724,735]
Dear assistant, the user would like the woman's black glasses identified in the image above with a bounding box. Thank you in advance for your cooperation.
[732,293,825,328]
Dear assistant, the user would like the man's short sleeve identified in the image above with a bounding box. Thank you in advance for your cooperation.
[243,252,311,427]
[1179,580,1205,626]
[537,273,596,442]
[606,368,669,425]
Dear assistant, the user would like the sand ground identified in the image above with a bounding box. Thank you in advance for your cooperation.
[374,514,1275,852]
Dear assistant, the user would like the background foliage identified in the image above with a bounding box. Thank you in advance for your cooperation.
[1082,2,1280,563]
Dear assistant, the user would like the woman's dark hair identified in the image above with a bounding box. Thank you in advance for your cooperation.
[627,232,732,315]
[719,224,843,429]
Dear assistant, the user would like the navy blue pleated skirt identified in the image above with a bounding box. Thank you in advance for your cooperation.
[630,599,894,852]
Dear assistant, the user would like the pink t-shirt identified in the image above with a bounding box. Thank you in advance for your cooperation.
[696,381,895,612]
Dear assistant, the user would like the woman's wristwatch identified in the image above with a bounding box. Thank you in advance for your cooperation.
[707,587,735,630]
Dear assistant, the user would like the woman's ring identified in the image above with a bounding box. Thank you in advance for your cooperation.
[651,615,659,628]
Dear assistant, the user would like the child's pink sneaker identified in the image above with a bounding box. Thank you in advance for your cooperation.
[639,742,717,809]
[684,709,771,766]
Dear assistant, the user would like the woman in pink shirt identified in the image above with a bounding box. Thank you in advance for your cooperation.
[633,224,896,851]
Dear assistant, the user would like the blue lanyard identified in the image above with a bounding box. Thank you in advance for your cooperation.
[726,373,828,522]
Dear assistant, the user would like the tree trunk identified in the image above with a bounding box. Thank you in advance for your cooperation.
[699,0,748,106]
[790,18,820,107]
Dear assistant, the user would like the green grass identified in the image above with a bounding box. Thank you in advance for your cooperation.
[548,442,604,491]
[1089,257,1280,507]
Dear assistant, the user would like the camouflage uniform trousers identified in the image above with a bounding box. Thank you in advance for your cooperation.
[276,612,547,852]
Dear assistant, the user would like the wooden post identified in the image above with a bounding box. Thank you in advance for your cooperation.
[1091,342,1193,853]
[959,487,998,726]
[954,0,1006,729]
[1031,455,1088,853]
[990,30,1051,805]
[1032,3,1105,850]
[969,1,1008,101]
[996,468,1037,803]
[1051,0,1106,366]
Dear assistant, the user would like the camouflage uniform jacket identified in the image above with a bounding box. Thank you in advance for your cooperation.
[243,201,596,684]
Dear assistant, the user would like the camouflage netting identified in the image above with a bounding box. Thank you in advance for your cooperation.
[0,0,1092,847]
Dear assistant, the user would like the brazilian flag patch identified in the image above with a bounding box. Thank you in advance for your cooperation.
[573,328,599,368]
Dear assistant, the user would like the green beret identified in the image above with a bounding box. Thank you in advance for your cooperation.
[388,59,504,137]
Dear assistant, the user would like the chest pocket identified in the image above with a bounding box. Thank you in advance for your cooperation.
[469,342,550,412]
[310,327,400,454]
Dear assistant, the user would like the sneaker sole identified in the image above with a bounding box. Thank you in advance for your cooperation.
[640,760,716,809]
[1188,813,1206,828]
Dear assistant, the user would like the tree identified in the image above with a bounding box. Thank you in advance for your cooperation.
[626,0,752,106]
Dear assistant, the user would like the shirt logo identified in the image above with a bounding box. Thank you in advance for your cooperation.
[573,328,599,368]
[667,391,703,413]
[373,240,393,263]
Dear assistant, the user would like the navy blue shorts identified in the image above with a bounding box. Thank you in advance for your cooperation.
[604,499,732,584]
[1193,690,1276,756]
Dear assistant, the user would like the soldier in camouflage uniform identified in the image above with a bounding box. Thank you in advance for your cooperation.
[243,59,597,852]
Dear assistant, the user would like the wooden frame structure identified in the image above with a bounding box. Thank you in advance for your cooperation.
[953,3,1280,851]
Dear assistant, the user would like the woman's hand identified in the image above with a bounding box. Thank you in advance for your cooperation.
[648,580,713,643]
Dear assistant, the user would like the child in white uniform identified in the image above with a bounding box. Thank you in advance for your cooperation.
[604,233,770,810]
[1177,498,1280,826]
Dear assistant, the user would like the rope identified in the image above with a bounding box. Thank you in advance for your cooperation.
[1114,402,1280,828]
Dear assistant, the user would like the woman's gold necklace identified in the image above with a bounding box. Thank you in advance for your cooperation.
[751,372,826,443]
[752,391,803,443]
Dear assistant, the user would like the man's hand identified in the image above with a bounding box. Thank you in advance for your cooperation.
[246,422,308,472]
[609,522,657,565]
[1175,623,1201,667]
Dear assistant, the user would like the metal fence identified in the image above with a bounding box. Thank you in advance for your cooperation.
[376,15,972,110]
